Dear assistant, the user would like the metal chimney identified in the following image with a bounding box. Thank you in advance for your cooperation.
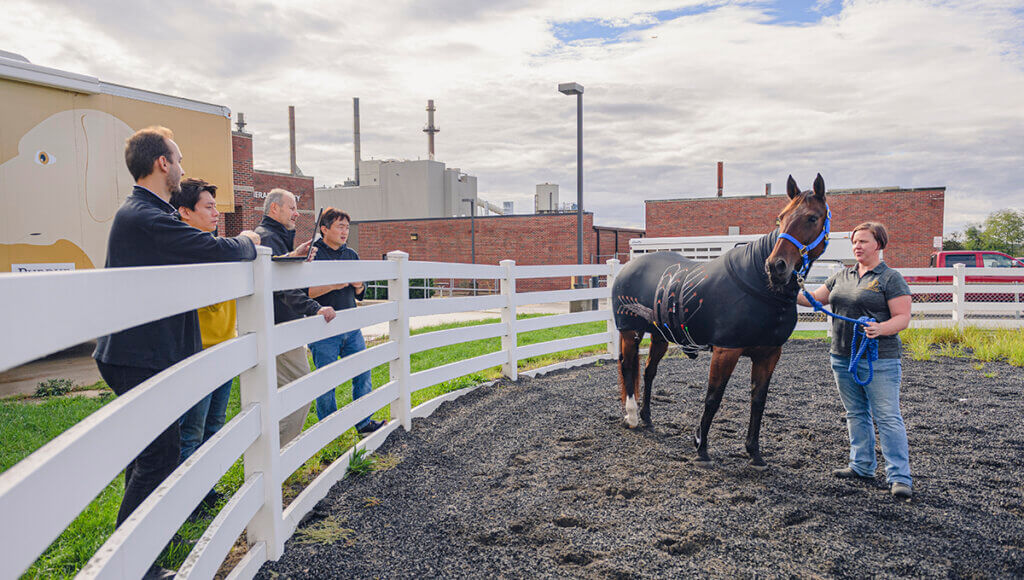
[717,161,723,197]
[423,99,439,160]
[765,182,771,196]
[288,105,302,175]
[235,112,247,133]
[353,97,361,186]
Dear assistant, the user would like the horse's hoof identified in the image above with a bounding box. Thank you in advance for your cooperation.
[622,417,638,429]
[749,462,769,472]
[694,458,714,469]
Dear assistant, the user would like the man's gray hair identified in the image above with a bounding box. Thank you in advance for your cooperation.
[263,188,293,213]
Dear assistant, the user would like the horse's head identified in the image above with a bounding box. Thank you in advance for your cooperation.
[765,173,830,288]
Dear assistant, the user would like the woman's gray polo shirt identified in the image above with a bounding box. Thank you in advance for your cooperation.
[824,262,911,359]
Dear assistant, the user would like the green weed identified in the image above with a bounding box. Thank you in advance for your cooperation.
[347,447,374,476]
[34,378,74,398]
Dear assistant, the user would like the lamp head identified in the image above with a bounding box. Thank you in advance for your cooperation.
[558,82,584,95]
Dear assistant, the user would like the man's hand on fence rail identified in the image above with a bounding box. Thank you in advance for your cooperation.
[240,230,261,246]
[318,306,337,322]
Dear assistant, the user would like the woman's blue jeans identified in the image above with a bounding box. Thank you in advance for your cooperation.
[830,355,912,487]
[179,379,233,463]
[309,329,373,429]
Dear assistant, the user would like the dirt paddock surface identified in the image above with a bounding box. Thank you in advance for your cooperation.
[258,340,1024,578]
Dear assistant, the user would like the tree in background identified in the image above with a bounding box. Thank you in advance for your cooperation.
[978,209,1024,256]
[942,209,1024,255]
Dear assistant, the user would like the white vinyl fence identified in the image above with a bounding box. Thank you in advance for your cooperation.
[1,255,1021,579]
[0,250,621,580]
[796,263,1024,330]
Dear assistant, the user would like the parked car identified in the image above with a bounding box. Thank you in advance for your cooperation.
[905,251,1024,303]
[905,251,1024,284]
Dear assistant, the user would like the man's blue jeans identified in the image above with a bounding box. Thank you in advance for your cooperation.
[179,379,233,463]
[309,329,373,429]
[830,355,912,487]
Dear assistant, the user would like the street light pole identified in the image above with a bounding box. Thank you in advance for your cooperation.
[558,82,584,266]
[462,198,476,294]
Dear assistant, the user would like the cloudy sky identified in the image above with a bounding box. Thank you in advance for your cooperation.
[3,0,1022,233]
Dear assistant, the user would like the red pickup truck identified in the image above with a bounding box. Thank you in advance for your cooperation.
[904,251,1024,284]
[903,251,1024,304]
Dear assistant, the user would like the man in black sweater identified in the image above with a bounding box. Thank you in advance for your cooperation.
[308,208,385,434]
[255,188,336,445]
[93,126,260,578]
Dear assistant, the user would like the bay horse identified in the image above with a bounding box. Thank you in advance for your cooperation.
[611,174,830,469]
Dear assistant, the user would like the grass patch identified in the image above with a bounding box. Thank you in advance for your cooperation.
[900,326,1024,366]
[291,516,356,546]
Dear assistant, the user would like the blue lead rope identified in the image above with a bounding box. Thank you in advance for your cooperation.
[801,287,878,386]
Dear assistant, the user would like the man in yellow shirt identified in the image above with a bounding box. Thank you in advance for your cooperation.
[170,179,236,489]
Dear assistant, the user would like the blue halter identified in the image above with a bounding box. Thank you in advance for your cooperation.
[778,203,832,279]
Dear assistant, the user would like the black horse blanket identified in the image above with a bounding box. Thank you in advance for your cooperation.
[612,230,801,352]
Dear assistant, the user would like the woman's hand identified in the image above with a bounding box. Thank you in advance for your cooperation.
[864,320,884,338]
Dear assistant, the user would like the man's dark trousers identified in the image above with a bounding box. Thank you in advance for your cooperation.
[95,361,179,527]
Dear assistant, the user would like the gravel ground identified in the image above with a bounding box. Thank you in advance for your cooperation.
[258,340,1024,579]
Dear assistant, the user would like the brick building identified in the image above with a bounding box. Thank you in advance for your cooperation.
[645,188,945,267]
[355,213,643,291]
[224,130,315,249]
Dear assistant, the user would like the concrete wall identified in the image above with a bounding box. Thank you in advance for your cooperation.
[315,158,477,223]
[645,188,945,267]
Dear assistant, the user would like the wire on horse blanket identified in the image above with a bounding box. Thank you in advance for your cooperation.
[799,279,878,386]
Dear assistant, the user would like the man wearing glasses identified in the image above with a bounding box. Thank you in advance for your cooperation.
[307,208,386,435]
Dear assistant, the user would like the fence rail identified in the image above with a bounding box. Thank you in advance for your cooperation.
[2,256,1022,579]
[0,250,621,580]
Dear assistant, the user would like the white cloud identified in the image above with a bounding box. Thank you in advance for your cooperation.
[2,0,1021,234]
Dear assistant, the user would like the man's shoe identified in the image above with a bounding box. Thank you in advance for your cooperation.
[891,482,913,500]
[357,419,387,435]
[833,467,872,480]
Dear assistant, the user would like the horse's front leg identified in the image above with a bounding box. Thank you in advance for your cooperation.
[695,347,742,465]
[746,347,782,470]
[640,335,669,427]
[618,330,642,428]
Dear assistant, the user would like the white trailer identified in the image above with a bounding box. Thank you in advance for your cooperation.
[630,231,860,283]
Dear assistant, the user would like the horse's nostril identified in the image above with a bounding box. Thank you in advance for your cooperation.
[773,259,787,274]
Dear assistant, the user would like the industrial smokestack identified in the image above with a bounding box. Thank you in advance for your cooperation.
[288,105,302,175]
[423,99,439,160]
[717,161,723,197]
[353,97,361,186]
[765,183,771,196]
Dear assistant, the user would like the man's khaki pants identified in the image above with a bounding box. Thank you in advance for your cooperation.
[277,346,312,447]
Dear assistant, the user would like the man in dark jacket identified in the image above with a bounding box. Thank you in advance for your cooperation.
[255,188,336,445]
[307,208,385,434]
[92,126,259,577]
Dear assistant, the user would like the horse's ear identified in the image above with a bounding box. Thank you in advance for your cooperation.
[813,173,825,200]
[786,175,800,199]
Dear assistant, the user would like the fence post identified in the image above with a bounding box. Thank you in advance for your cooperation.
[826,263,842,338]
[952,263,966,327]
[236,247,286,559]
[500,259,518,380]
[606,259,621,359]
[387,251,413,431]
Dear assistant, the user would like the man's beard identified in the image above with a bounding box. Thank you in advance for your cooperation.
[167,172,181,195]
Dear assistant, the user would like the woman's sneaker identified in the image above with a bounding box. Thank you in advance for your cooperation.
[890,482,912,501]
